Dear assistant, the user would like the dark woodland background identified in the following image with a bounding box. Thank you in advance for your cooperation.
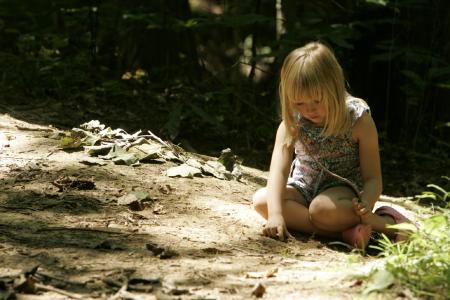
[0,0,449,195]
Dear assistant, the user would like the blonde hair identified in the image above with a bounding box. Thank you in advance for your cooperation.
[279,42,351,145]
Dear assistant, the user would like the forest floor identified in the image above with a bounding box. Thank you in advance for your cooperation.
[0,112,425,300]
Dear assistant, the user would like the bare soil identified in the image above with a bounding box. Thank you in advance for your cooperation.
[0,113,420,299]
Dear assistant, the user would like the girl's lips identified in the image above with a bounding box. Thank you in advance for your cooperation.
[307,115,324,125]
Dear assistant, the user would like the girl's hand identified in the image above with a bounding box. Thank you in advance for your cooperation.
[352,198,371,216]
[263,214,290,241]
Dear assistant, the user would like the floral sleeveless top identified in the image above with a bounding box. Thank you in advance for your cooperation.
[287,96,370,203]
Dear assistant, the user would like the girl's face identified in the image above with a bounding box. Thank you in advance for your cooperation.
[292,95,327,126]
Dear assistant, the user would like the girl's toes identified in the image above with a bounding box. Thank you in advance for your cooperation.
[342,224,372,249]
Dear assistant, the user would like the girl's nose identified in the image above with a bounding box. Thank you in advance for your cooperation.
[307,102,317,112]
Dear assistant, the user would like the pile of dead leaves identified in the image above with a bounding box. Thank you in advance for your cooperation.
[54,120,243,180]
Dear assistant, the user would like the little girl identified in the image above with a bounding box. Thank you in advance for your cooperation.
[253,41,409,249]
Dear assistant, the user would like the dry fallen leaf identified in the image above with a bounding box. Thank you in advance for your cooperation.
[251,283,266,298]
[117,191,150,211]
[166,164,202,178]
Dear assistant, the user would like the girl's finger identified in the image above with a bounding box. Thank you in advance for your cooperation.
[278,226,285,241]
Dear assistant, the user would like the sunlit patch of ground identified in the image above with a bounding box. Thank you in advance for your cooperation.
[0,113,422,299]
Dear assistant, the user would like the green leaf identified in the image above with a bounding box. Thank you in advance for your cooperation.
[387,223,418,233]
[370,49,403,62]
[214,14,272,28]
[415,192,437,201]
[435,121,450,128]
[401,70,426,88]
[435,83,450,89]
[363,269,395,295]
[59,136,82,149]
[428,66,450,79]
[423,215,447,232]
[328,32,354,49]
[427,184,448,195]
[365,0,387,6]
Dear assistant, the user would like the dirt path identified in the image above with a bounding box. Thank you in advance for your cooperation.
[0,113,419,299]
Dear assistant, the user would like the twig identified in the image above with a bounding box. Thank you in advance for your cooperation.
[36,272,85,287]
[35,283,84,299]
[123,137,148,150]
[36,226,126,235]
[110,281,128,300]
[147,130,170,148]
[379,195,414,202]
[47,149,59,157]
[119,290,147,299]
[15,125,54,132]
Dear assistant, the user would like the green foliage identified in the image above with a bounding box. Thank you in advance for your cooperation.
[366,0,450,149]
[193,13,273,28]
[415,177,450,206]
[363,268,395,295]
[365,183,450,298]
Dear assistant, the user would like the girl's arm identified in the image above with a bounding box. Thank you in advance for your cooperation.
[353,113,382,210]
[263,121,294,240]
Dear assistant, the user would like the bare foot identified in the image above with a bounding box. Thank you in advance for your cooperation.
[352,199,396,234]
[342,224,372,249]
[361,210,393,226]
[362,210,398,237]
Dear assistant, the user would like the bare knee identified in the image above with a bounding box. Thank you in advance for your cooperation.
[309,196,356,231]
[252,188,268,219]
[309,196,333,226]
[309,195,347,229]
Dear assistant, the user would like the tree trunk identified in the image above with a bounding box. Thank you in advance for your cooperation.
[276,0,296,40]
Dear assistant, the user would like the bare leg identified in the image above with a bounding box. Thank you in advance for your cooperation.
[252,186,340,238]
[358,211,396,236]
[351,198,400,237]
[308,186,361,232]
[306,186,374,248]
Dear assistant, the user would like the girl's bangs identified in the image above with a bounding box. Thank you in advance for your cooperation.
[285,69,323,104]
